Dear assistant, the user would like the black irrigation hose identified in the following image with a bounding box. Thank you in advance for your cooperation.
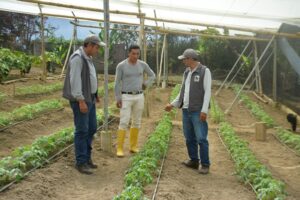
[215,127,258,196]
[0,116,117,193]
[271,132,300,157]
[0,108,64,132]
[151,132,171,200]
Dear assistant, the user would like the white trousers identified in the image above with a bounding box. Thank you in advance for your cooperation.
[119,94,144,130]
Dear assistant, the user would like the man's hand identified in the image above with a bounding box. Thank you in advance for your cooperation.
[116,100,122,108]
[96,96,100,103]
[79,100,88,113]
[164,103,173,112]
[200,112,207,121]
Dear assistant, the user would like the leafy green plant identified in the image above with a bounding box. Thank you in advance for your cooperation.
[275,127,300,154]
[210,98,286,199]
[0,106,114,187]
[232,85,274,127]
[0,99,63,127]
[0,48,39,80]
[15,82,63,96]
[0,92,6,102]
[114,85,180,200]
[219,122,286,200]
[98,82,115,96]
[210,97,225,123]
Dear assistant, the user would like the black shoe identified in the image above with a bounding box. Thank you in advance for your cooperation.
[87,159,98,169]
[182,160,199,169]
[199,166,209,174]
[75,164,93,175]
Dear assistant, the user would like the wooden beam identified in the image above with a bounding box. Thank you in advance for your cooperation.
[145,16,300,39]
[69,21,156,34]
[159,28,269,42]
[154,10,160,78]
[19,0,139,17]
[18,0,300,39]
[38,4,46,81]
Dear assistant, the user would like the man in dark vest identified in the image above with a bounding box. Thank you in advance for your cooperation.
[63,35,106,174]
[165,49,212,174]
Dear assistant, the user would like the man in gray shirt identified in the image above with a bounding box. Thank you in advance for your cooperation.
[114,44,155,157]
[63,35,105,174]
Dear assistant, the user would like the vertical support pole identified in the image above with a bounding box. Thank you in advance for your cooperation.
[157,34,166,87]
[162,34,168,88]
[140,16,145,60]
[273,38,277,101]
[38,4,47,81]
[254,41,263,95]
[72,12,77,52]
[60,20,75,78]
[103,0,112,152]
[215,40,251,96]
[154,10,159,79]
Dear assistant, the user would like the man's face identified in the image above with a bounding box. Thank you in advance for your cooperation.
[182,57,192,67]
[86,43,100,57]
[128,48,140,63]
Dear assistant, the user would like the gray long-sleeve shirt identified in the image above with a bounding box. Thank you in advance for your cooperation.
[69,47,98,100]
[114,59,156,102]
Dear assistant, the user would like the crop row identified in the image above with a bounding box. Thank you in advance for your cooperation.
[232,85,300,155]
[210,99,286,200]
[114,84,181,200]
[0,107,114,188]
[0,99,63,127]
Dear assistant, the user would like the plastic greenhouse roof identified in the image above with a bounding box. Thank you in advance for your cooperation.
[0,0,299,36]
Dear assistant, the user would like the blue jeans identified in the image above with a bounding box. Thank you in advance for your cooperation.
[182,109,210,167]
[70,101,97,165]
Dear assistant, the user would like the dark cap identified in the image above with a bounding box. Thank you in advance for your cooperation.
[84,35,106,46]
[178,49,198,60]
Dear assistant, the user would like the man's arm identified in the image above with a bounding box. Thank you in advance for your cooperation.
[114,64,123,107]
[70,56,88,113]
[201,68,212,114]
[70,56,84,100]
[143,63,156,87]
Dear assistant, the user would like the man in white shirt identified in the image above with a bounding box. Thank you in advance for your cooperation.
[165,48,212,174]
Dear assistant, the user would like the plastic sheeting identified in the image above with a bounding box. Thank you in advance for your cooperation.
[0,0,299,33]
[278,37,300,76]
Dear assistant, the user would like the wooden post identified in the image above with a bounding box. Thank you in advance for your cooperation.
[102,0,111,153]
[39,4,47,81]
[273,39,277,101]
[162,34,168,88]
[253,41,263,95]
[157,34,166,87]
[154,10,159,78]
[60,21,75,77]
[101,130,112,152]
[255,122,266,141]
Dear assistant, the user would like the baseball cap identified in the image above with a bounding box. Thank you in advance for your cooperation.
[178,49,198,60]
[84,35,106,46]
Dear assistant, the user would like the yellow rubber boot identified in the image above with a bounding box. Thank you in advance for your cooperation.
[129,127,139,153]
[116,129,126,157]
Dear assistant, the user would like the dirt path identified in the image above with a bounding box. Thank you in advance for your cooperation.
[217,88,300,200]
[247,92,297,132]
[143,110,256,200]
[0,86,115,159]
[0,88,171,200]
